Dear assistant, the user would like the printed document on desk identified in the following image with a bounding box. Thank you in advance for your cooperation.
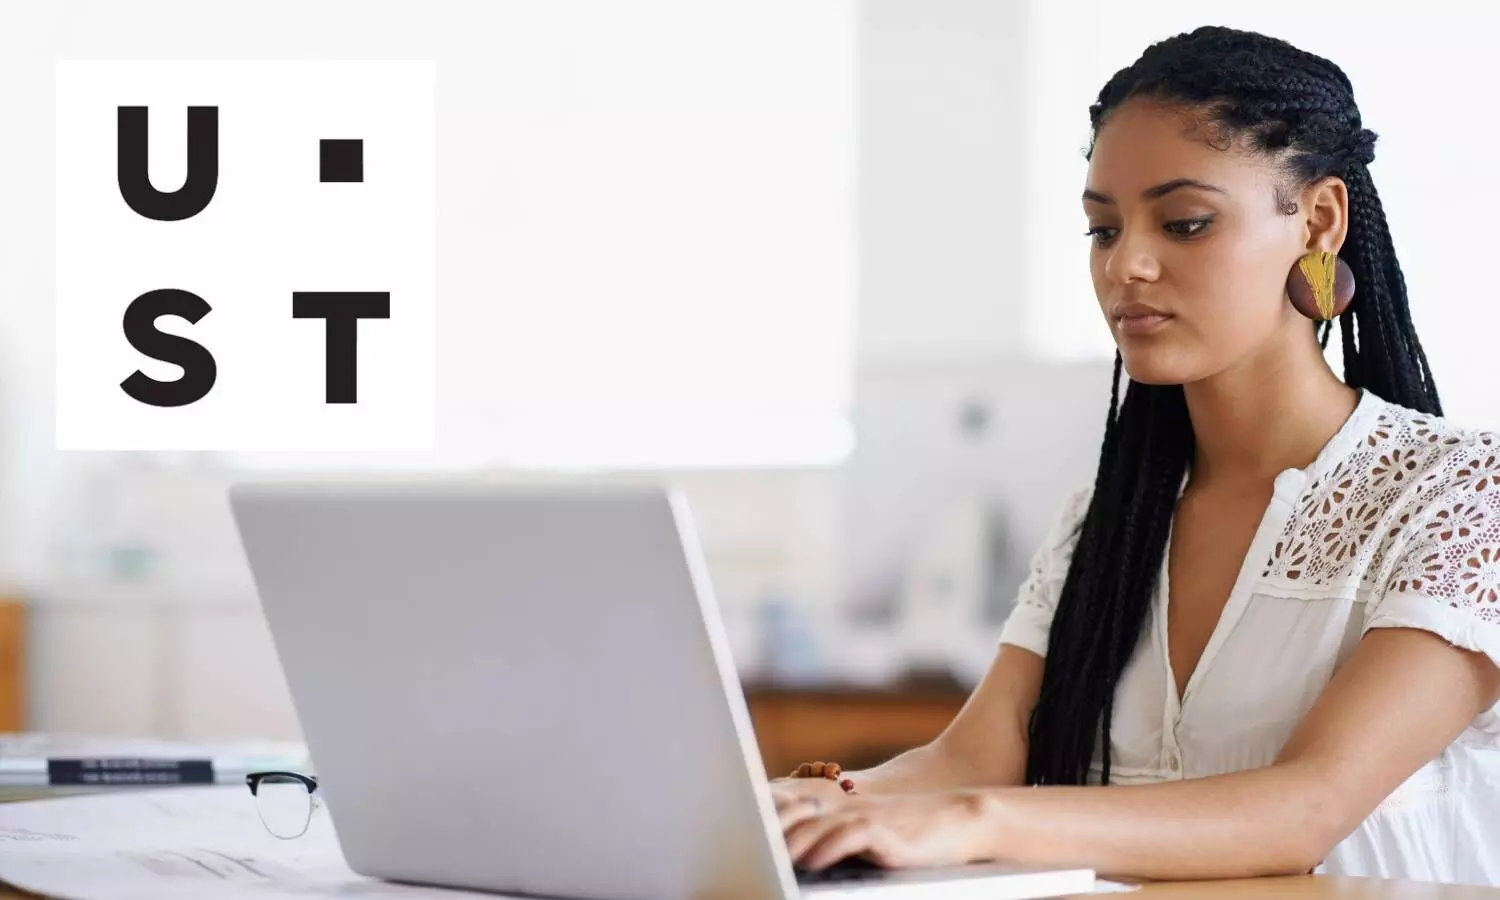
[0,786,497,900]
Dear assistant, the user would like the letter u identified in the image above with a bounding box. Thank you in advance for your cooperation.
[117,106,219,221]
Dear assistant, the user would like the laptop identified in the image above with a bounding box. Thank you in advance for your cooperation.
[228,480,1097,900]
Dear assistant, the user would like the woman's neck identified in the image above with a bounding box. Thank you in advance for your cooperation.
[1183,339,1360,486]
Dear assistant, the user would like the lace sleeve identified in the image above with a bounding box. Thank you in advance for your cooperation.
[998,484,1093,658]
[1366,436,1500,668]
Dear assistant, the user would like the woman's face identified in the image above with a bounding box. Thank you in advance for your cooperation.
[1083,98,1323,386]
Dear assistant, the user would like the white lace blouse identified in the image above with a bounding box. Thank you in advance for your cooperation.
[999,389,1500,886]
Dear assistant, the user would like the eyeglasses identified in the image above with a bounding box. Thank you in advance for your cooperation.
[245,771,321,839]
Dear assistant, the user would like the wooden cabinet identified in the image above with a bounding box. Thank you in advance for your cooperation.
[0,599,25,731]
[743,680,969,777]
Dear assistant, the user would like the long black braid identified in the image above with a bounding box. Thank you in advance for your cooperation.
[1024,26,1442,787]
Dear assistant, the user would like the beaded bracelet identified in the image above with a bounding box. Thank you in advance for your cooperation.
[788,760,857,794]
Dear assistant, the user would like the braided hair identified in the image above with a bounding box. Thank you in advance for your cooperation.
[1024,26,1442,787]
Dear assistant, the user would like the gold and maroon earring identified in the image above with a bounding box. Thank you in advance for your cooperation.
[1286,250,1356,321]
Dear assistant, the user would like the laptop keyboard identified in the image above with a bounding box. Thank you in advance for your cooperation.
[794,857,889,884]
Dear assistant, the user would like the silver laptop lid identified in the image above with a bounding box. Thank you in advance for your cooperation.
[230,480,796,900]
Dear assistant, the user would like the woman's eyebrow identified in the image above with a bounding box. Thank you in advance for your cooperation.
[1083,178,1228,205]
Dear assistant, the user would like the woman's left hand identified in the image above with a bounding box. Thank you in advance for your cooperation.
[780,789,992,871]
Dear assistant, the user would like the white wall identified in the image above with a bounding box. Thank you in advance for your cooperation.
[0,15,63,592]
[844,1,1108,663]
[857,0,1031,364]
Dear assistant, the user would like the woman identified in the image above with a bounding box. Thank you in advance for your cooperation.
[774,26,1500,885]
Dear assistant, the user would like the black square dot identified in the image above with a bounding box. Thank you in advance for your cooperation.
[320,139,363,183]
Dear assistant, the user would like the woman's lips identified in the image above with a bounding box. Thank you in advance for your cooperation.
[1114,311,1173,335]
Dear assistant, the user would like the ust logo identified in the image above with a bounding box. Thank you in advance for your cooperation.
[56,61,436,450]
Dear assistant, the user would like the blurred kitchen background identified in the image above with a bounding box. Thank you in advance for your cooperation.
[0,1,1496,775]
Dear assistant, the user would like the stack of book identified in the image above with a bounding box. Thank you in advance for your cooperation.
[0,732,311,801]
